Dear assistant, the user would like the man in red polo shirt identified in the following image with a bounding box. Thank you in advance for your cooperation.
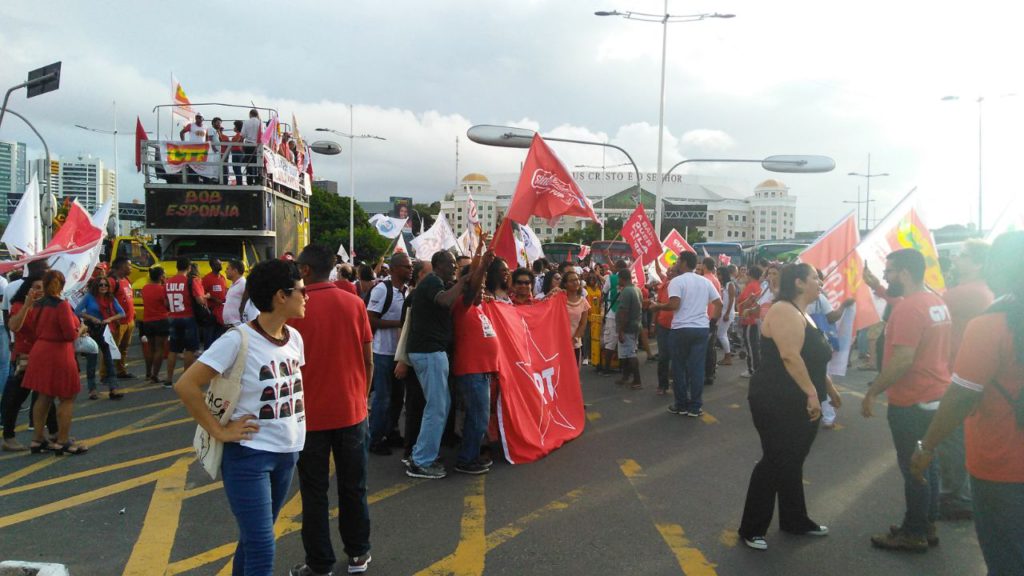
[862,248,952,552]
[289,244,373,575]
[164,257,206,384]
[110,257,137,378]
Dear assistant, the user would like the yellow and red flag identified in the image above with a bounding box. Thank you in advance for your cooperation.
[172,75,194,120]
[857,189,944,294]
[164,142,209,165]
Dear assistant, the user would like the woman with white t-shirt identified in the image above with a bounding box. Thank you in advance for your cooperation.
[175,259,307,576]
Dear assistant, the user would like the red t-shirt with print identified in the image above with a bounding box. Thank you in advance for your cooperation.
[141,283,170,322]
[451,297,501,376]
[164,274,205,319]
[884,290,952,407]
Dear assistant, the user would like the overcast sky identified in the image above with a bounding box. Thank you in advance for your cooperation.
[1,0,1022,233]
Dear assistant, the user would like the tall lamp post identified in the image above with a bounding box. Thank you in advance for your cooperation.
[595,7,734,239]
[848,154,888,230]
[316,109,386,259]
[941,93,1016,234]
[3,107,56,242]
[575,161,631,240]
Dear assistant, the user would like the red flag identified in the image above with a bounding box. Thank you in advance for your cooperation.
[135,117,147,172]
[492,218,518,268]
[484,293,585,463]
[663,228,695,255]
[799,212,879,333]
[0,201,104,274]
[621,205,660,265]
[630,259,646,287]
[506,134,600,226]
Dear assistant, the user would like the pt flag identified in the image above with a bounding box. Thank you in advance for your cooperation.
[484,292,585,464]
[621,205,659,265]
[857,188,945,294]
[505,134,600,226]
[171,75,193,120]
[0,200,105,275]
[799,212,880,334]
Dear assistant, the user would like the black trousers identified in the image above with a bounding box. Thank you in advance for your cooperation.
[296,419,371,571]
[739,386,821,538]
[744,324,762,374]
[705,319,718,382]
[1,371,57,439]
[402,372,426,458]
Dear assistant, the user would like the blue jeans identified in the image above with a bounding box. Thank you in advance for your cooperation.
[972,476,1024,576]
[84,348,117,392]
[457,373,491,465]
[297,420,370,572]
[221,443,298,576]
[669,327,709,412]
[886,404,939,537]
[408,351,450,468]
[937,424,972,510]
[368,353,396,444]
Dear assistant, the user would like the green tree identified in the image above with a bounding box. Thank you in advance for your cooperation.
[553,217,624,244]
[309,186,389,262]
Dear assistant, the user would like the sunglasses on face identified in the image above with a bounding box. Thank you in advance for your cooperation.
[283,286,307,297]
[514,279,531,286]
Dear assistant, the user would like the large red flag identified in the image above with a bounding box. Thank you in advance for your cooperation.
[0,201,104,274]
[621,205,660,265]
[484,292,585,463]
[135,116,147,172]
[799,212,879,333]
[505,134,600,226]
[492,218,519,268]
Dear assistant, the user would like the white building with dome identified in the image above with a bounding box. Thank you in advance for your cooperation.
[438,172,799,244]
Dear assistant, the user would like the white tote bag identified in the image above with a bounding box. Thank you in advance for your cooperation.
[192,327,249,480]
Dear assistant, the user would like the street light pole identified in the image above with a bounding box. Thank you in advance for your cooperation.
[4,107,55,242]
[848,154,888,230]
[316,114,386,258]
[595,8,734,240]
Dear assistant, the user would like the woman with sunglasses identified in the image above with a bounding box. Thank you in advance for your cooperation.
[76,275,125,400]
[175,259,308,576]
[511,268,535,306]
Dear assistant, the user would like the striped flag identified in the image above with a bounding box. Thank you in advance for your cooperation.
[171,75,193,120]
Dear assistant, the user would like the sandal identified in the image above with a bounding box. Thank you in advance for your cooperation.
[108,391,125,400]
[54,442,89,456]
[630,383,643,390]
[88,391,99,400]
[29,440,56,454]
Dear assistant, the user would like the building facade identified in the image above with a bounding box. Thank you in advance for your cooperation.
[438,172,800,244]
[27,156,115,213]
[0,141,28,223]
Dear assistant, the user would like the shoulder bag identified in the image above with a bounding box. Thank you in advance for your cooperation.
[192,326,249,480]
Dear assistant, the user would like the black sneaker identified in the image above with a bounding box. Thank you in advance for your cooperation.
[406,462,446,479]
[347,554,371,574]
[386,432,405,447]
[454,461,490,475]
[685,409,704,418]
[162,380,174,389]
[290,564,333,576]
[667,405,686,415]
[369,442,392,456]
[117,372,136,379]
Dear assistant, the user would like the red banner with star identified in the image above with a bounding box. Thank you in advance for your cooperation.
[483,292,586,464]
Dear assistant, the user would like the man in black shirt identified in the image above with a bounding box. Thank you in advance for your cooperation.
[405,250,468,479]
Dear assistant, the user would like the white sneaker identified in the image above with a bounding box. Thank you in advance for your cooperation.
[743,536,768,550]
[740,371,752,378]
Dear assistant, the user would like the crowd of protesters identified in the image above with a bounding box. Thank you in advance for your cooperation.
[1,226,1022,575]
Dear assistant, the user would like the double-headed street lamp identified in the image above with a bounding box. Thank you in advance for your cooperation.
[847,154,888,230]
[941,93,1016,233]
[315,108,386,259]
[595,6,734,239]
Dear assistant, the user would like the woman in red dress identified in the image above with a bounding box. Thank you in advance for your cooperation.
[23,270,89,455]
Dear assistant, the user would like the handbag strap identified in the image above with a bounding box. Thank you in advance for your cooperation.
[214,326,250,424]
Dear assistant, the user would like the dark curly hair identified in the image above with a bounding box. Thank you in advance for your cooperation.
[246,259,301,312]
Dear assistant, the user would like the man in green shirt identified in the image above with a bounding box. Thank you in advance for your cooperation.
[616,268,644,389]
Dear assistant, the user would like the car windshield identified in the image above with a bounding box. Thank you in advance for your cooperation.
[166,238,242,261]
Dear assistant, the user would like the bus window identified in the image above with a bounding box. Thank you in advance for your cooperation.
[590,241,632,266]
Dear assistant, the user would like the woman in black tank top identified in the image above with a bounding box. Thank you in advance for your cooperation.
[738,263,843,551]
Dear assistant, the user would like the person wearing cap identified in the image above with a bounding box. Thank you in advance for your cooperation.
[180,114,208,143]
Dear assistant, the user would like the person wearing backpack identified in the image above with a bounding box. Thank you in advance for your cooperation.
[912,231,1024,576]
[366,253,412,456]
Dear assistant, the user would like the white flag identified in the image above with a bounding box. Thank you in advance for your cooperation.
[369,214,409,239]
[456,229,475,257]
[518,224,545,264]
[336,243,351,263]
[2,174,44,257]
[410,213,458,261]
[394,234,409,255]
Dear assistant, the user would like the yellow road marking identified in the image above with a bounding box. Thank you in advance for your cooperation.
[728,403,741,409]
[701,412,719,425]
[0,406,186,487]
[182,480,223,499]
[655,523,719,576]
[619,459,719,575]
[586,411,602,422]
[618,458,645,479]
[11,399,181,434]
[0,467,167,529]
[0,447,192,498]
[414,488,584,574]
[718,529,738,547]
[165,481,419,575]
[416,475,487,576]
[122,457,190,576]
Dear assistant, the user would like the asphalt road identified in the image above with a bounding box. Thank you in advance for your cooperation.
[0,342,988,575]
